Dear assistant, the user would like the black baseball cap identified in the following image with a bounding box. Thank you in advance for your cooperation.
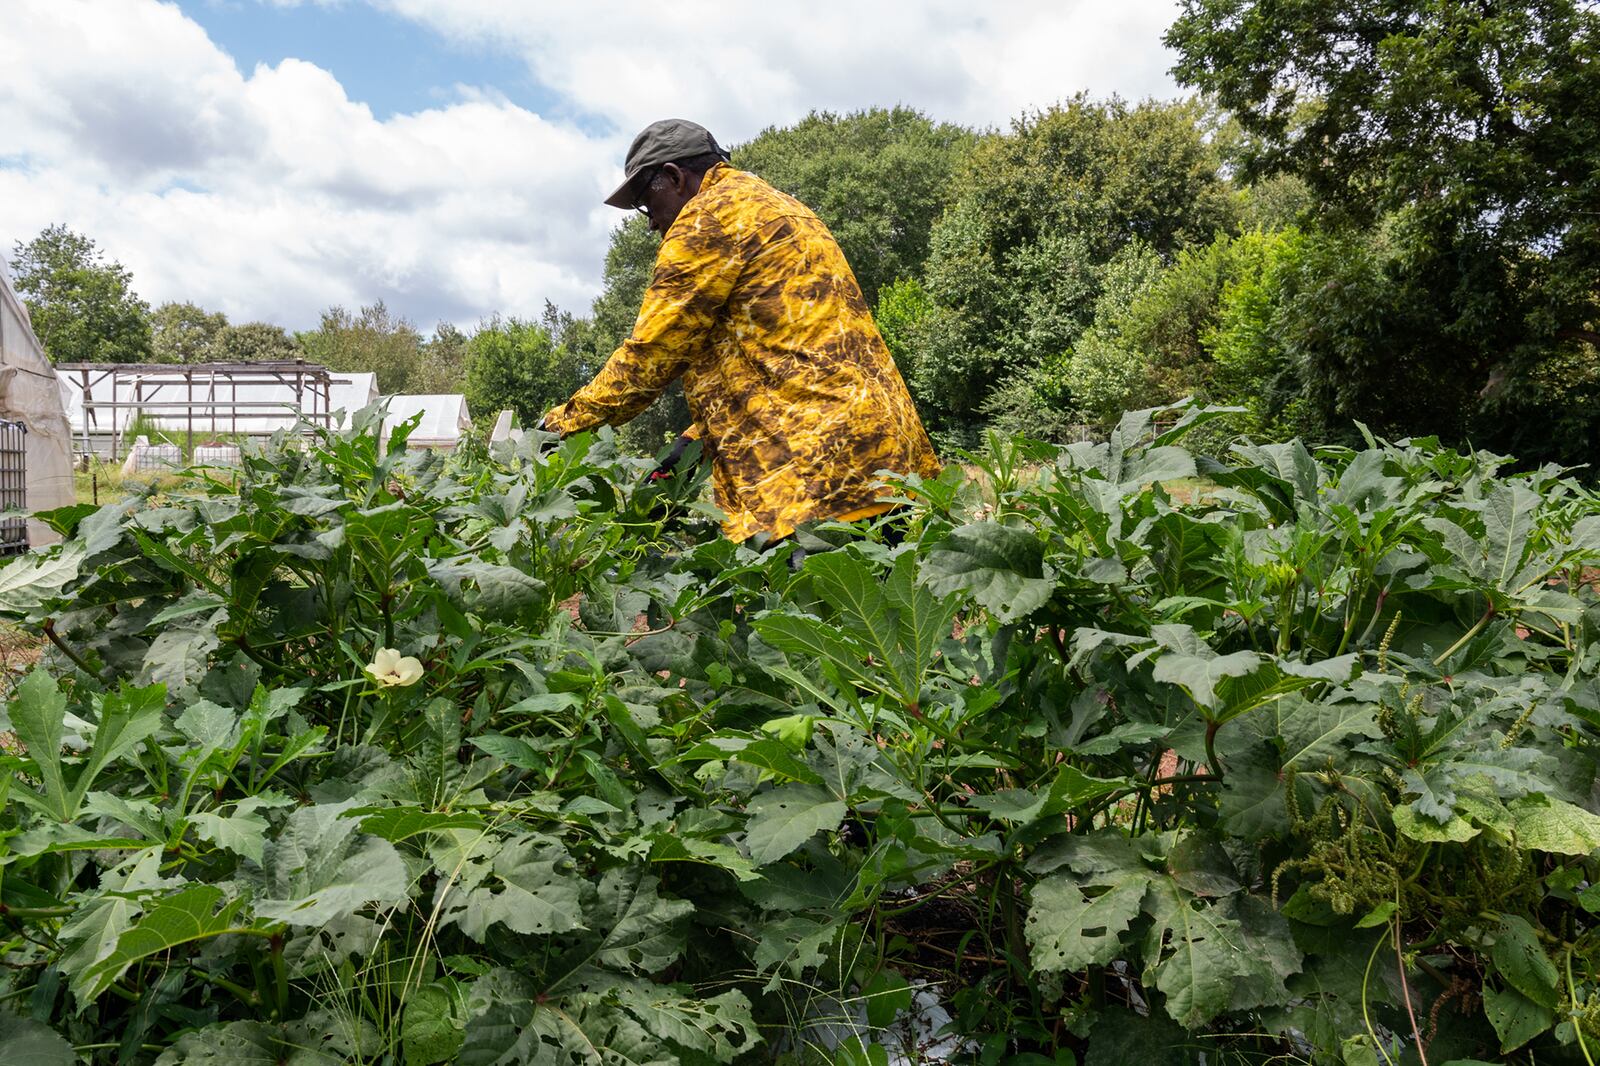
[603,119,729,209]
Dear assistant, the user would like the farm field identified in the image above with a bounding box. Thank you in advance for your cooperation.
[0,404,1597,1064]
[2,0,1596,1058]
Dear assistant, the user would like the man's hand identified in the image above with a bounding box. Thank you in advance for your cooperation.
[650,432,697,480]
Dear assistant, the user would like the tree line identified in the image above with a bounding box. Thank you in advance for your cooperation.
[8,0,1597,463]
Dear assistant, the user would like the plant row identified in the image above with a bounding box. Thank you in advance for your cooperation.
[0,404,1597,1064]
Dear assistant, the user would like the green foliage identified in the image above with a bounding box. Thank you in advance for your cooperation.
[209,321,302,363]
[0,1009,75,1065]
[8,224,152,363]
[1058,231,1240,433]
[1234,174,1314,233]
[1060,243,1166,430]
[1168,0,1600,463]
[150,302,229,365]
[1168,0,1600,320]
[949,96,1235,266]
[870,278,976,449]
[417,321,471,396]
[462,309,584,429]
[1203,227,1314,439]
[904,96,1237,438]
[299,301,428,393]
[733,106,977,306]
[871,278,932,381]
[2,404,1597,1063]
[1481,342,1600,471]
[1062,223,1490,449]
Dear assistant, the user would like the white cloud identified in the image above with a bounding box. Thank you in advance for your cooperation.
[0,0,1183,334]
[0,0,618,332]
[1,0,258,181]
[373,0,1183,138]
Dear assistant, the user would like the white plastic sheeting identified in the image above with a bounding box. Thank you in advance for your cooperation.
[0,256,76,546]
[333,373,379,420]
[789,981,972,1064]
[379,394,471,449]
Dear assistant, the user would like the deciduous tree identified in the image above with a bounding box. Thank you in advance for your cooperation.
[210,321,301,363]
[1167,0,1600,385]
[463,310,582,428]
[299,301,425,394]
[414,322,470,395]
[151,301,228,364]
[8,225,152,363]
[908,96,1236,439]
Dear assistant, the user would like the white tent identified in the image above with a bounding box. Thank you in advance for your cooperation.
[333,373,380,418]
[379,394,471,450]
[0,256,75,548]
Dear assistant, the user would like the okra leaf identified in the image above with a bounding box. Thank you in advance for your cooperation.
[743,783,847,866]
[79,885,254,1002]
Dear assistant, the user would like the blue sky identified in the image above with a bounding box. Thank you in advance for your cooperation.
[176,1,574,125]
[1,0,1182,332]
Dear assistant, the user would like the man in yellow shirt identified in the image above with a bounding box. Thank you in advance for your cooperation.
[541,119,940,544]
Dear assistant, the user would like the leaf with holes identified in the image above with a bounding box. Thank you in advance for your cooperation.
[593,870,693,974]
[1027,872,1147,974]
[743,784,848,866]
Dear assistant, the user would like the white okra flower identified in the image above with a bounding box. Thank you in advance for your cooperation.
[367,647,424,688]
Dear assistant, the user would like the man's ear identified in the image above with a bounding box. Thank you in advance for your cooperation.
[661,162,689,193]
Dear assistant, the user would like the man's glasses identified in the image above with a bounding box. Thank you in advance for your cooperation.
[631,167,659,219]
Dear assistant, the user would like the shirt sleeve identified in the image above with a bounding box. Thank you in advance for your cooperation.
[543,210,742,434]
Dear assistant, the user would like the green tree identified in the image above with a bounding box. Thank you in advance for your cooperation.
[1066,224,1493,448]
[733,107,977,305]
[413,322,470,395]
[463,311,582,427]
[1167,0,1600,455]
[1272,225,1474,444]
[1234,175,1314,233]
[210,322,301,362]
[299,302,425,394]
[1060,244,1167,430]
[1060,229,1273,434]
[906,96,1236,440]
[873,278,938,384]
[1201,228,1315,438]
[150,301,228,364]
[870,278,974,447]
[1113,234,1236,406]
[8,225,152,363]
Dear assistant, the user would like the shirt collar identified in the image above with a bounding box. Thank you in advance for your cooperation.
[697,161,733,191]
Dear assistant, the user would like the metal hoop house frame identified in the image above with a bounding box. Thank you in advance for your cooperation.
[58,360,338,458]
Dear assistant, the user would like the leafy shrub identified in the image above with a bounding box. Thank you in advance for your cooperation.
[463,313,586,432]
[1203,227,1313,439]
[872,276,990,450]
[1061,243,1166,428]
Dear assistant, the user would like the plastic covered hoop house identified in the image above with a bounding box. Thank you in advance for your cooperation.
[0,256,76,549]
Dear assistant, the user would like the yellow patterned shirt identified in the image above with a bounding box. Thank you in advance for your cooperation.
[544,163,941,542]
